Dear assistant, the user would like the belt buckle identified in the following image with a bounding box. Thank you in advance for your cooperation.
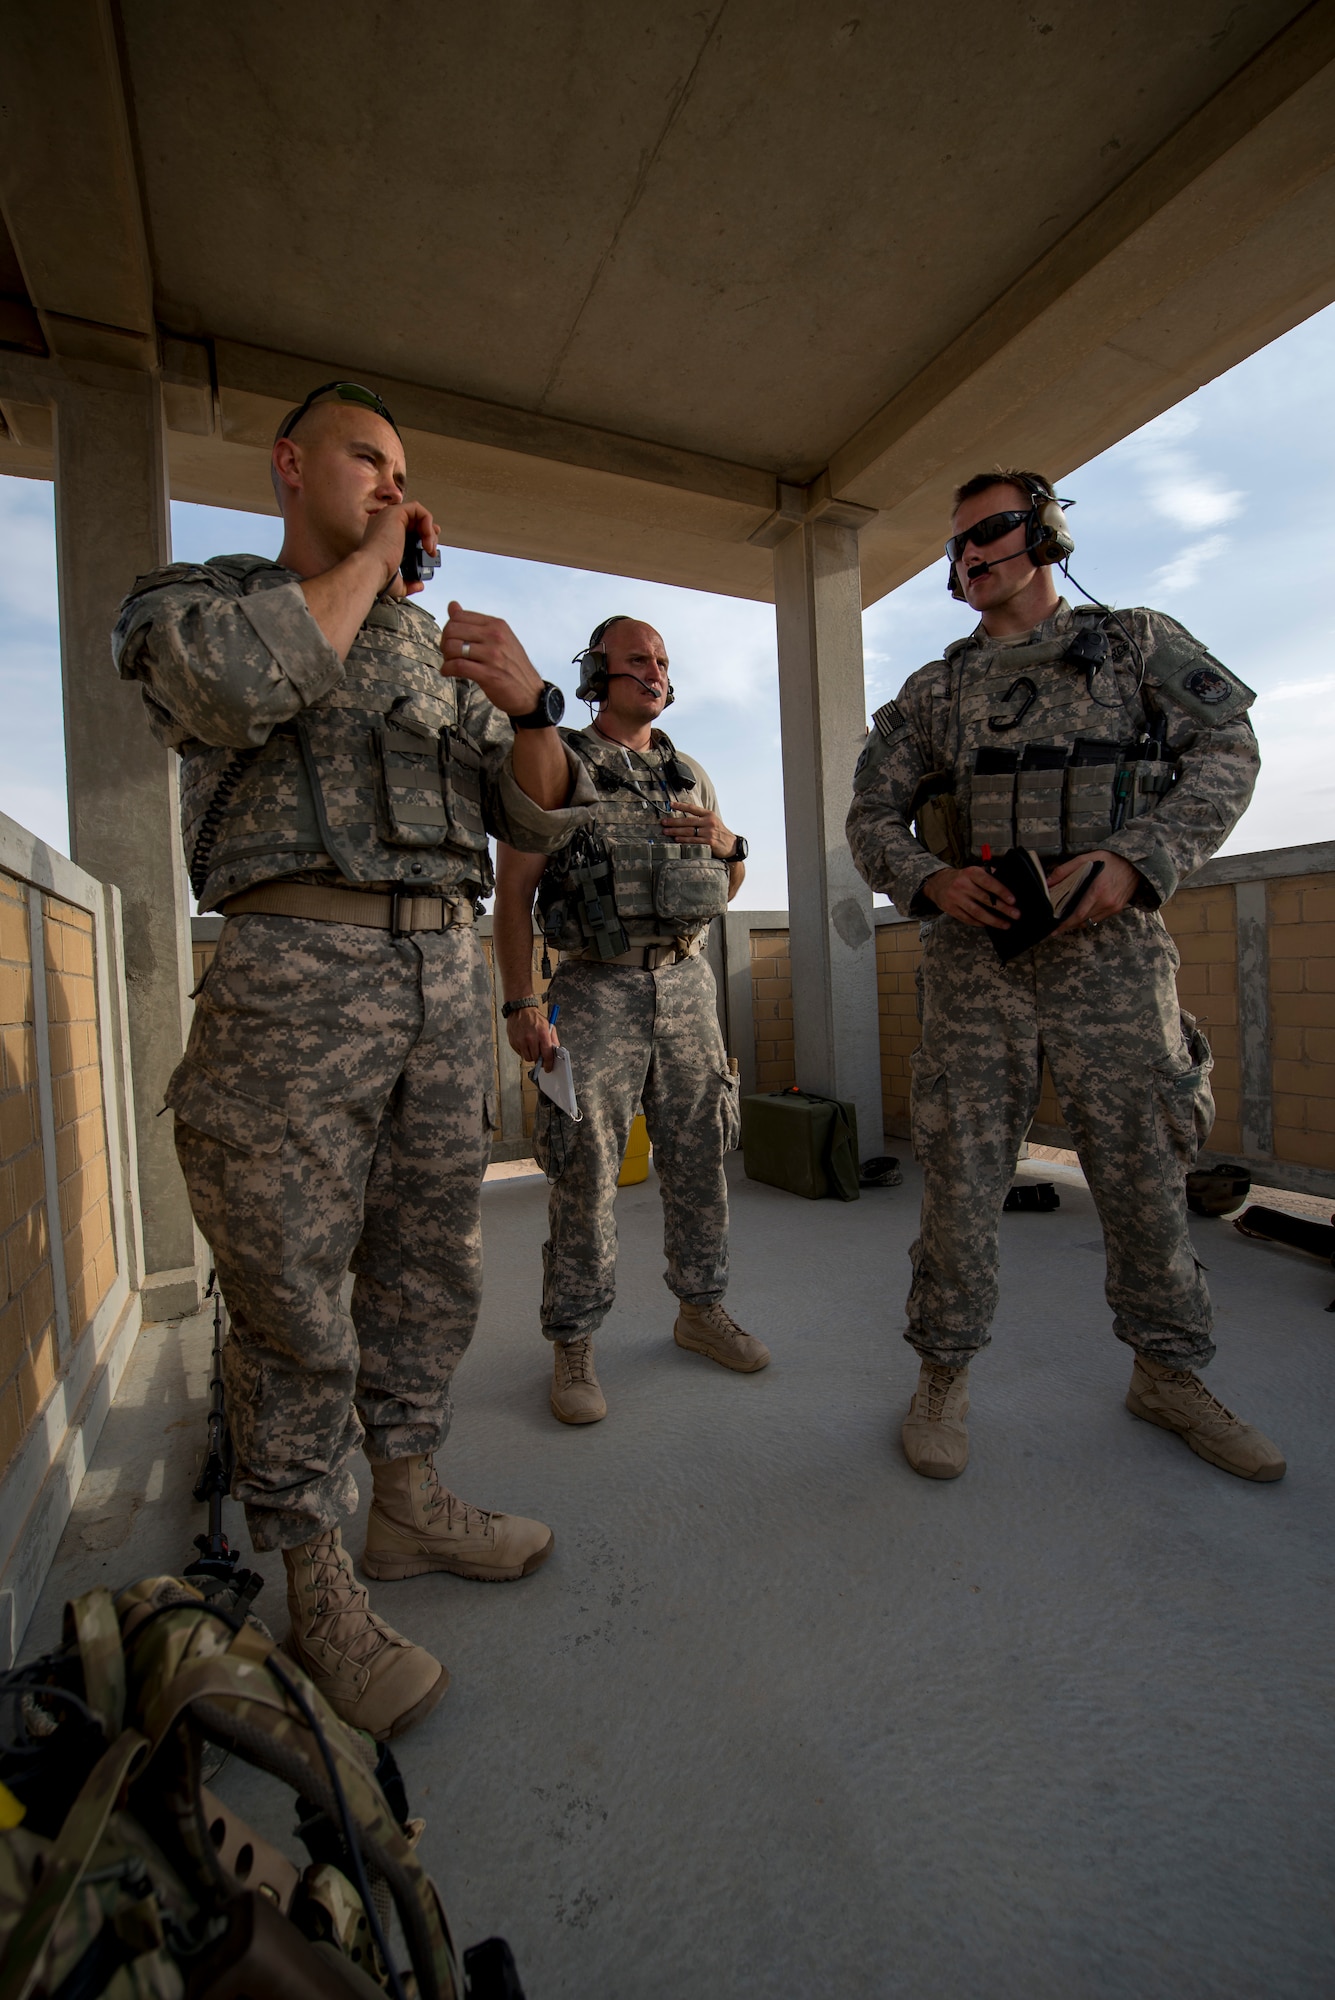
[392,893,416,935]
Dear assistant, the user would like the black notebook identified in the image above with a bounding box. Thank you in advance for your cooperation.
[987,849,1104,963]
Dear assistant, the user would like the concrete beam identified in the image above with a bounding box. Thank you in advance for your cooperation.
[0,0,155,367]
[52,372,202,1320]
[772,515,883,1155]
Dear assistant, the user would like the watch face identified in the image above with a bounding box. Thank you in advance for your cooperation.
[732,836,748,861]
[543,683,566,725]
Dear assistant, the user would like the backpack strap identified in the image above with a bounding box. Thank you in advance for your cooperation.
[0,1727,150,2000]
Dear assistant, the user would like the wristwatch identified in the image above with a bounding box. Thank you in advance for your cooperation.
[501,995,543,1018]
[725,835,748,863]
[511,681,566,730]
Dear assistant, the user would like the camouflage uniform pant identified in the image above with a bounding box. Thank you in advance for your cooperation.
[167,913,495,1550]
[533,953,741,1340]
[908,905,1215,1370]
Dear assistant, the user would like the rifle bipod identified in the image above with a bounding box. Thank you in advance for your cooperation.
[183,1269,265,1612]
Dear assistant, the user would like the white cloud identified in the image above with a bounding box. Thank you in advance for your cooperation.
[1150,533,1229,593]
[1255,672,1335,704]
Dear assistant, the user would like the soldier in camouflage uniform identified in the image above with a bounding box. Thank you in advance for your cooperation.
[493,617,768,1424]
[846,469,1284,1485]
[113,382,589,1739]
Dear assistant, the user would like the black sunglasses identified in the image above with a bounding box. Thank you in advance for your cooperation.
[945,508,1034,565]
[276,380,399,441]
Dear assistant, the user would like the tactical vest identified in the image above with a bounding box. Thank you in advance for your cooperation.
[907,611,1183,866]
[167,559,495,911]
[537,728,729,954]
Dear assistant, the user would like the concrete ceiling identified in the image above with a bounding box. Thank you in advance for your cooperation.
[2,0,1334,603]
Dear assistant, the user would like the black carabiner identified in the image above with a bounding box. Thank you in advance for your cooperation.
[987,676,1037,732]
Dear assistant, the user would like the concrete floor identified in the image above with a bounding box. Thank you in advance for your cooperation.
[21,1158,1335,1999]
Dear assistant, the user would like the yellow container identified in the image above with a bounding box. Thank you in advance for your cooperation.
[618,1112,651,1186]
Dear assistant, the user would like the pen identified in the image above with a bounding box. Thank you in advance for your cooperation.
[548,1004,560,1027]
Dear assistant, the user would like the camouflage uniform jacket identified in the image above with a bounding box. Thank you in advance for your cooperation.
[112,554,590,910]
[847,599,1259,917]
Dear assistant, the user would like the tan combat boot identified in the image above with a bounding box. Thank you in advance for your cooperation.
[363,1456,553,1581]
[283,1527,448,1741]
[551,1335,608,1425]
[901,1360,970,1479]
[673,1300,770,1372]
[1126,1355,1286,1481]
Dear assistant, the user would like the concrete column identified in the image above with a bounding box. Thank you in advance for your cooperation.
[772,512,883,1154]
[52,372,201,1319]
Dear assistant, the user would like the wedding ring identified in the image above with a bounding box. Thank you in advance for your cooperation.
[460,641,471,658]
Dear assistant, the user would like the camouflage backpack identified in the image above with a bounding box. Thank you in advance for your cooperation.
[0,1577,520,2000]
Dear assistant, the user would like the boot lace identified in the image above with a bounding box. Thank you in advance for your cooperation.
[417,1456,492,1535]
[922,1365,960,1421]
[1154,1368,1242,1431]
[302,1531,394,1669]
[693,1302,745,1342]
[556,1336,597,1386]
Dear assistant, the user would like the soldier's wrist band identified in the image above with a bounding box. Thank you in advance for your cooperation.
[725,835,748,862]
[502,995,543,1017]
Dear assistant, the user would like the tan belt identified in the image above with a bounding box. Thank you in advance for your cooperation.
[583,938,701,970]
[221,883,475,933]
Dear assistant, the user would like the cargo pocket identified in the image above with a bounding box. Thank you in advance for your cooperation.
[532,1093,570,1182]
[373,711,451,848]
[165,1059,287,1280]
[718,1065,742,1153]
[1153,1017,1215,1176]
[909,1049,949,1167]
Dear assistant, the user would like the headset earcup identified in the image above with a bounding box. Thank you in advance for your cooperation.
[663,679,675,708]
[1029,498,1075,568]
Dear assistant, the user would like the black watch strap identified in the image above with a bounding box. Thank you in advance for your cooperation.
[726,835,748,863]
[511,681,566,730]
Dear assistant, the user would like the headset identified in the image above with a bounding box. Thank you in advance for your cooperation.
[572,615,675,708]
[947,472,1075,600]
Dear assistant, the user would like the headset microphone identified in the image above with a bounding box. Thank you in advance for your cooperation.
[573,616,676,708]
[965,547,1036,581]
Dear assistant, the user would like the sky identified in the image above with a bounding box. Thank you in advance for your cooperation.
[2,300,1332,910]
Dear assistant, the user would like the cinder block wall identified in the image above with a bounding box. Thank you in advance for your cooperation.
[750,931,795,1092]
[0,871,49,1471]
[1268,872,1335,1171]
[0,873,124,1480]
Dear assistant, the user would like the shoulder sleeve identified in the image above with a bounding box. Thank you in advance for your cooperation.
[846,664,953,916]
[112,560,346,750]
[1138,610,1256,727]
[1101,610,1259,904]
[463,689,598,851]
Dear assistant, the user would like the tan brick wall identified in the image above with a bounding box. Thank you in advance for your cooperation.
[1160,881,1241,1154]
[750,931,795,1092]
[0,873,55,1475]
[43,896,117,1341]
[876,921,922,1137]
[1268,871,1335,1171]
